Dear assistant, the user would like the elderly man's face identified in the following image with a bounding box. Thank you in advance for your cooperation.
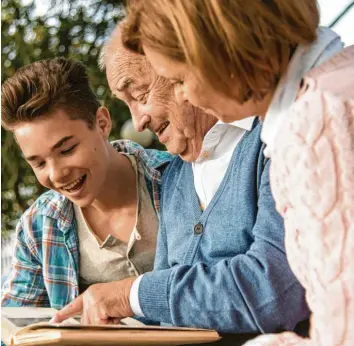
[106,52,216,162]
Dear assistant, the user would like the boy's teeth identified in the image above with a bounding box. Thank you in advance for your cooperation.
[63,176,83,190]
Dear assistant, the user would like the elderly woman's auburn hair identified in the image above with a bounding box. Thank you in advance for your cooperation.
[122,0,320,103]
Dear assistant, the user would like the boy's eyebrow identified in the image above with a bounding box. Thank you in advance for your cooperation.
[51,136,74,150]
[25,136,74,161]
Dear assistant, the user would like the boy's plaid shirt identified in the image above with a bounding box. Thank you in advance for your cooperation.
[1,140,172,308]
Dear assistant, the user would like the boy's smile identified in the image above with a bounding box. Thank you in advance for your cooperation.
[60,174,87,192]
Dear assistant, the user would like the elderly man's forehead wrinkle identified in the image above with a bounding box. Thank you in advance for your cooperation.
[113,60,136,79]
[112,54,150,80]
[114,47,146,67]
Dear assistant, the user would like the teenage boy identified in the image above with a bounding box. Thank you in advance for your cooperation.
[1,57,171,308]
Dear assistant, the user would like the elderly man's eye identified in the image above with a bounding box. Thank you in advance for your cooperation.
[135,93,148,103]
[171,79,184,86]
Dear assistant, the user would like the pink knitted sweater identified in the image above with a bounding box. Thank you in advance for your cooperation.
[244,46,354,346]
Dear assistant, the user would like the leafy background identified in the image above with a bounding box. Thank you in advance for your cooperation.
[1,0,163,237]
[2,0,353,237]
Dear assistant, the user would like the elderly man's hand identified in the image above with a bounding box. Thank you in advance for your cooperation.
[51,277,136,324]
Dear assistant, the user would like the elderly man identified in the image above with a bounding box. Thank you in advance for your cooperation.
[101,27,215,163]
[53,26,309,336]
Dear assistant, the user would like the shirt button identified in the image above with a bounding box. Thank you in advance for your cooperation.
[194,223,204,235]
[202,151,209,159]
[135,233,141,240]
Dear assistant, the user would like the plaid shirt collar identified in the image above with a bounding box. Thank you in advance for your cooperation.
[33,140,171,232]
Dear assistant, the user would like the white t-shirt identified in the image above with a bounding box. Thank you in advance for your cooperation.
[75,154,158,293]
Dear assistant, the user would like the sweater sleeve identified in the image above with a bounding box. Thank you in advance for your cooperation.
[152,198,170,271]
[137,159,309,333]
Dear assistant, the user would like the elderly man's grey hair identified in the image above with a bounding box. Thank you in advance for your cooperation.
[98,45,107,71]
[98,24,122,71]
[98,22,151,74]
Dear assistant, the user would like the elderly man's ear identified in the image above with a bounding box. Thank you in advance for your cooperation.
[95,106,112,140]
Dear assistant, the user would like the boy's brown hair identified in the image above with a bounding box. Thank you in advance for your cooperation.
[122,0,320,103]
[1,57,101,130]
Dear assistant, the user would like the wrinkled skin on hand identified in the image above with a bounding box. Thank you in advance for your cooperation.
[52,277,136,325]
[244,47,354,345]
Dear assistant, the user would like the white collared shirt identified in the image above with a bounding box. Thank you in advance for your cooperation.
[192,117,255,210]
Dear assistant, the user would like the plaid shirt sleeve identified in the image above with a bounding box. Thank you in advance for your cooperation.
[1,217,50,307]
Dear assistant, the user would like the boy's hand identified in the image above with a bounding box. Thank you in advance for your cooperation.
[51,277,136,325]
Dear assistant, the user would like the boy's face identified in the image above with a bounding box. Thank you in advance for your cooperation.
[14,108,112,207]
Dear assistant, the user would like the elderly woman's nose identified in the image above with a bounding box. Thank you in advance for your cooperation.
[132,113,151,132]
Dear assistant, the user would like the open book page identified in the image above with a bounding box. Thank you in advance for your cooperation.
[13,324,220,345]
[1,307,220,345]
[2,307,143,327]
[1,307,78,345]
[2,307,79,328]
[1,315,17,346]
[1,307,143,345]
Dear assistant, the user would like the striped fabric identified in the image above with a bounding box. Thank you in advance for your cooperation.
[1,140,171,308]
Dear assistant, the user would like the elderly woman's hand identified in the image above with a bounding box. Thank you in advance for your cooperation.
[51,277,136,325]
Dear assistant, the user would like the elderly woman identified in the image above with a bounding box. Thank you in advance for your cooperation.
[121,1,354,345]
[243,44,354,346]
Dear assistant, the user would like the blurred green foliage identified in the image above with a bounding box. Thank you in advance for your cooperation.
[1,0,162,237]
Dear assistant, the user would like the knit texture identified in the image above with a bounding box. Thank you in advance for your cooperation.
[244,46,354,346]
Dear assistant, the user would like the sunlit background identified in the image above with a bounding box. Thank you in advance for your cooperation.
[28,0,354,44]
[319,0,354,45]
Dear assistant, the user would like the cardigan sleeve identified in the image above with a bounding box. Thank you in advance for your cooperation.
[137,159,309,333]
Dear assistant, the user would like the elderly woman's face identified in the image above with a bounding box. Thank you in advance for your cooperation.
[143,46,268,123]
[107,53,216,162]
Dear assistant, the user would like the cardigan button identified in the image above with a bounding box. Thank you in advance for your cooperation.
[194,223,204,235]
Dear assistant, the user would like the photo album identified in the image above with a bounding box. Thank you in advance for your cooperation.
[1,307,221,345]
